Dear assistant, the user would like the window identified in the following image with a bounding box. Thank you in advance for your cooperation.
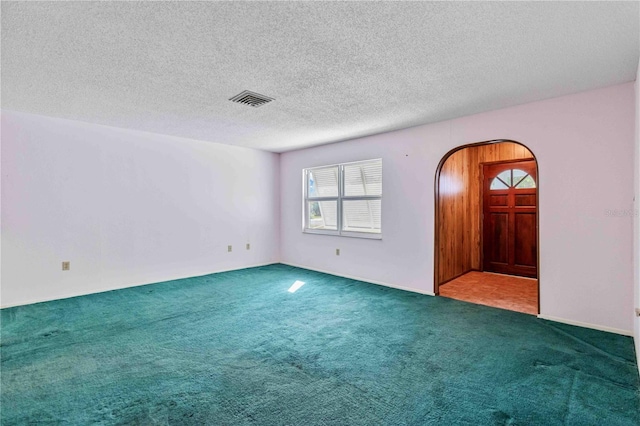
[490,168,536,190]
[304,159,382,239]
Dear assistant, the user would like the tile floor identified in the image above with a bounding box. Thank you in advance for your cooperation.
[438,271,538,315]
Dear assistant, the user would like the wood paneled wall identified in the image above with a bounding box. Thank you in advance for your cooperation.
[437,142,534,286]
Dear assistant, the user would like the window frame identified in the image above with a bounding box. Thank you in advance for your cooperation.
[489,168,537,190]
[303,159,382,239]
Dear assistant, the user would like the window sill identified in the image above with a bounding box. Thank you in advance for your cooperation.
[303,229,382,240]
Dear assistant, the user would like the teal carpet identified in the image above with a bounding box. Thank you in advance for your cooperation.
[1,264,639,425]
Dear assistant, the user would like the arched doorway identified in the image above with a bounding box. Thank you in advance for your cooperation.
[434,140,540,315]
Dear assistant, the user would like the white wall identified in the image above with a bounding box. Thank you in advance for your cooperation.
[634,59,640,366]
[2,83,636,338]
[1,111,280,307]
[281,83,636,334]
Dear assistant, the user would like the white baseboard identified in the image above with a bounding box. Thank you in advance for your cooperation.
[280,262,436,296]
[537,314,633,336]
[0,262,279,309]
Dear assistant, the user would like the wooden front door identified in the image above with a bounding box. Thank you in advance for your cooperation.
[482,160,537,278]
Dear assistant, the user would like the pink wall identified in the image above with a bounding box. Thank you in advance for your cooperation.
[281,83,636,334]
[1,111,281,307]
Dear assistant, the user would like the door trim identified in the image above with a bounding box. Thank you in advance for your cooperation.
[433,139,540,314]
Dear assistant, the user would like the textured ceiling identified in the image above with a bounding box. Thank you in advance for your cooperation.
[2,1,638,152]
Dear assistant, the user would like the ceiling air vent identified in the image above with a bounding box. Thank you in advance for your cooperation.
[229,90,274,107]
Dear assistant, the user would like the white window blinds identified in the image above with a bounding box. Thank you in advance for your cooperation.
[304,159,382,238]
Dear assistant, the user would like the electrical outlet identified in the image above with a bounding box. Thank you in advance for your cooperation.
[336,249,340,256]
[246,243,250,250]
[227,245,232,252]
[62,261,70,271]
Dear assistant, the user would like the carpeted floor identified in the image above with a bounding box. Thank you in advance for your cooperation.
[1,264,639,425]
